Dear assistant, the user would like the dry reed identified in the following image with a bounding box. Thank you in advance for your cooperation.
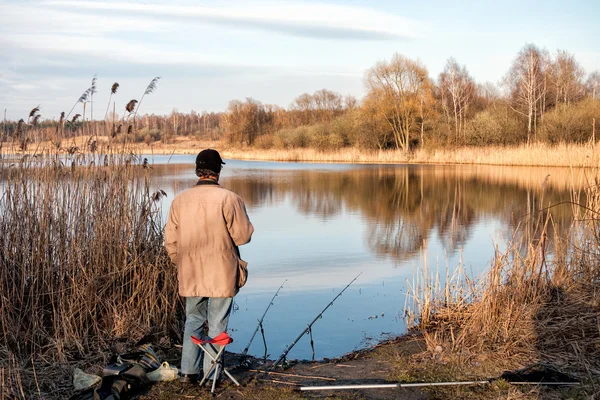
[0,149,180,398]
[143,140,600,168]
[3,136,598,169]
[406,170,600,377]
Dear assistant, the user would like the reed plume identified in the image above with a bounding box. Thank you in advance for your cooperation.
[66,88,91,119]
[104,82,120,138]
[144,77,161,95]
[133,77,161,121]
[127,124,133,134]
[90,74,97,121]
[79,90,90,103]
[32,114,41,126]
[152,189,167,202]
[105,82,120,120]
[126,100,138,114]
[28,106,40,123]
[71,114,81,123]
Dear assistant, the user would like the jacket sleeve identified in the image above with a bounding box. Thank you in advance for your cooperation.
[164,199,179,264]
[224,194,254,247]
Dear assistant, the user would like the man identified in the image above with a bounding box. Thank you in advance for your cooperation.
[164,149,254,383]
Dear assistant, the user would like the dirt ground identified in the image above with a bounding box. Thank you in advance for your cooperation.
[137,336,427,400]
[133,334,589,400]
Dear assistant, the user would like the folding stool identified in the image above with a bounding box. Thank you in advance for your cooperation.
[191,332,240,393]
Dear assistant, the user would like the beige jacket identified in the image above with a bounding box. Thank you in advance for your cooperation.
[164,182,254,297]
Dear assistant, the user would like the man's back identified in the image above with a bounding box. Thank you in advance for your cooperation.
[165,183,254,298]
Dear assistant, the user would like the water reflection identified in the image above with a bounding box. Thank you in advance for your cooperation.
[147,157,580,360]
[155,162,574,261]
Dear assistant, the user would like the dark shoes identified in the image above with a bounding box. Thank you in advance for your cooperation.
[179,373,199,384]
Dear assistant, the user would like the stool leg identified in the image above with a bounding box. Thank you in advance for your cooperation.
[222,367,240,386]
[197,344,227,389]
[211,363,219,393]
[197,344,217,387]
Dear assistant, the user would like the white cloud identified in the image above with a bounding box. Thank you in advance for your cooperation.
[0,4,172,35]
[0,33,239,66]
[11,83,38,91]
[0,0,423,117]
[40,0,427,40]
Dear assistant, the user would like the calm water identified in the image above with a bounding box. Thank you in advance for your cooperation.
[147,155,579,362]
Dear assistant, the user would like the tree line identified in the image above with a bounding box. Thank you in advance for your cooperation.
[2,43,599,152]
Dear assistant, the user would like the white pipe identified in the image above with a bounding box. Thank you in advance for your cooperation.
[300,380,579,391]
[301,384,399,391]
[300,381,489,391]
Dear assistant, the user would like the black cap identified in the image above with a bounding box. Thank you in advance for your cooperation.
[195,149,225,174]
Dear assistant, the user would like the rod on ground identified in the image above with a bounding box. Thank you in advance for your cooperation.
[273,272,362,368]
[241,279,287,358]
[300,381,580,391]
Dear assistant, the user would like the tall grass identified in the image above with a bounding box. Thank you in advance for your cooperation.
[0,150,179,399]
[220,142,600,168]
[406,170,600,375]
[4,134,599,168]
[138,141,599,168]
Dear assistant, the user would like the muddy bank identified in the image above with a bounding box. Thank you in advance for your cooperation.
[135,333,589,400]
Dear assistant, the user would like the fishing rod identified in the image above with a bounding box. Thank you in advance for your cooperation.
[241,279,287,359]
[273,272,362,368]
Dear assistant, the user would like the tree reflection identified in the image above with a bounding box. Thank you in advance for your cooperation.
[157,164,576,263]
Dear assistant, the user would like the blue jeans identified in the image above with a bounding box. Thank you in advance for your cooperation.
[181,297,233,377]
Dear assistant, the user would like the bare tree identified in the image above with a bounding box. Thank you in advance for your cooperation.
[344,95,358,110]
[439,58,475,140]
[546,50,585,105]
[291,89,344,124]
[224,98,273,145]
[586,71,600,100]
[505,44,546,143]
[291,93,314,125]
[313,89,343,121]
[365,53,433,151]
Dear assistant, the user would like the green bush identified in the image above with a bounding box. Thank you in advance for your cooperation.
[539,99,600,143]
[274,126,310,148]
[465,107,524,145]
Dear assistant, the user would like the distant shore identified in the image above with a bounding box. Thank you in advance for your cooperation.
[3,136,599,168]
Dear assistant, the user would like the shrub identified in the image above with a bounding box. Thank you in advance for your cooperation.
[465,107,524,145]
[539,99,600,143]
[274,126,310,148]
[254,133,274,149]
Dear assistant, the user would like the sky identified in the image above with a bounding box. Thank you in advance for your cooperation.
[1,0,599,120]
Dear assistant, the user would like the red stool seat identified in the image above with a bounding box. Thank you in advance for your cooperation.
[191,332,233,346]
[191,332,239,393]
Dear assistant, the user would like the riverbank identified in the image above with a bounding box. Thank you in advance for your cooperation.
[2,136,599,167]
[2,330,593,399]
[135,333,589,400]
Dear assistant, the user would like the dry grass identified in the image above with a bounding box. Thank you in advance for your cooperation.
[3,137,599,168]
[219,142,600,168]
[0,149,180,399]
[406,170,600,380]
[223,142,599,168]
